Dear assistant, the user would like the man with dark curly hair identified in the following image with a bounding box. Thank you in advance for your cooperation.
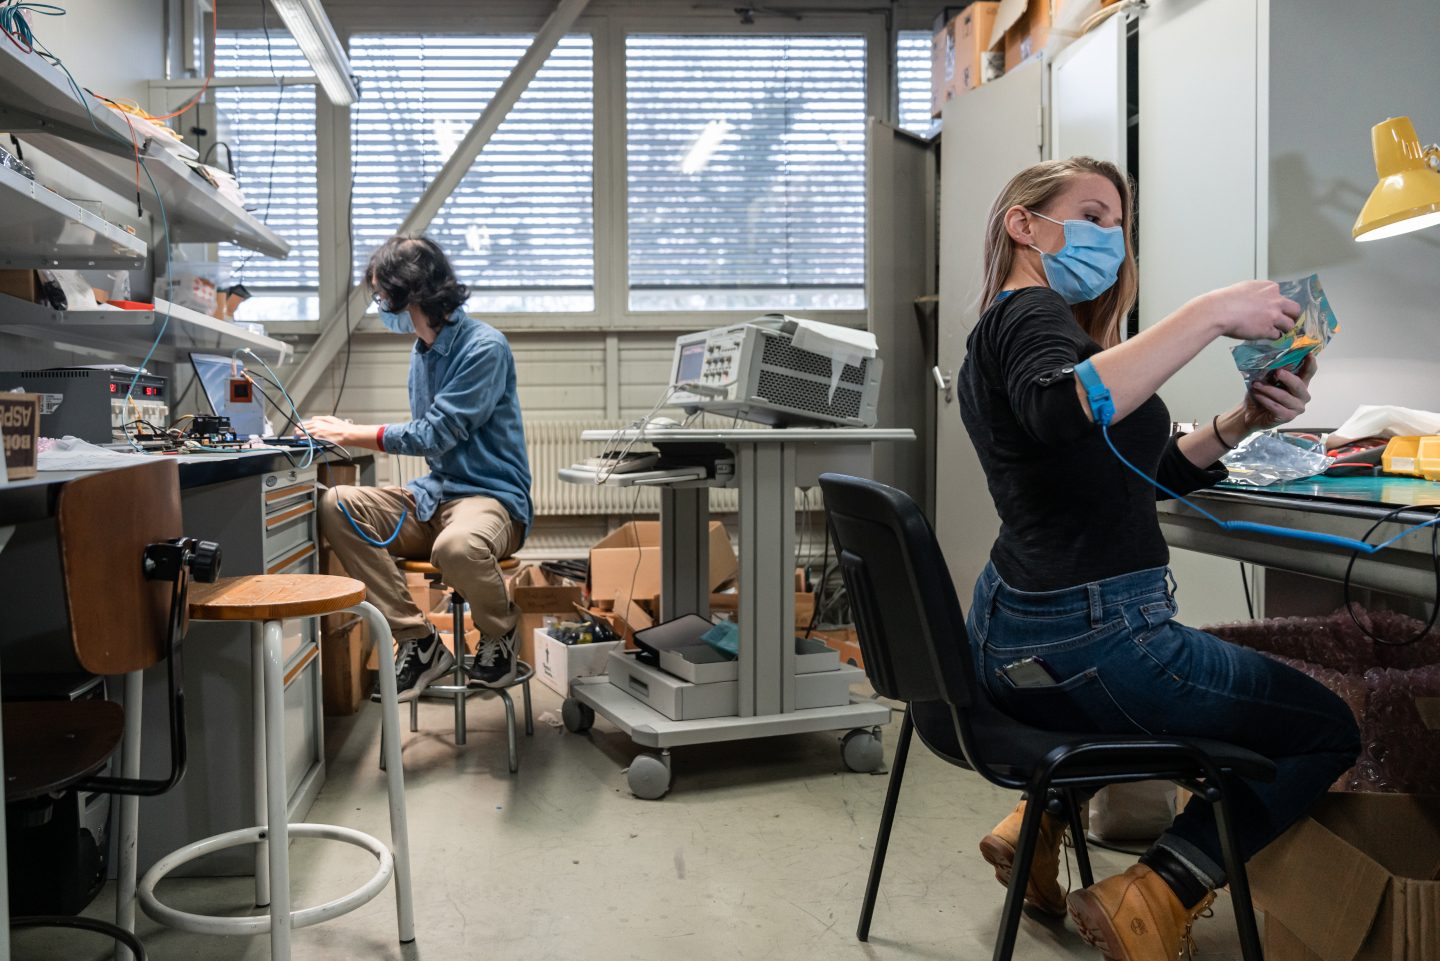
[303,234,533,698]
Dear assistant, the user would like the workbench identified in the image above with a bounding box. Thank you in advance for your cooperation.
[560,427,913,798]
[1157,476,1440,602]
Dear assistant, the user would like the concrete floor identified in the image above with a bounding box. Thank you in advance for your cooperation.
[16,682,1251,960]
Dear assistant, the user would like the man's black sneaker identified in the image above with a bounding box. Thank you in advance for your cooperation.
[467,628,518,688]
[373,629,454,703]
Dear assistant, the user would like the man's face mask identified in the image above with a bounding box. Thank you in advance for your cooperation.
[377,300,414,334]
[1026,209,1126,305]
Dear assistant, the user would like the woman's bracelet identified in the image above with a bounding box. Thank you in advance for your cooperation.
[1212,414,1236,451]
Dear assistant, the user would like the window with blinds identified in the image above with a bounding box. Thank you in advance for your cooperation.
[350,35,594,313]
[214,31,319,321]
[898,30,938,135]
[626,35,866,312]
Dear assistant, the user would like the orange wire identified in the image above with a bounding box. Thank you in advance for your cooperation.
[147,0,218,122]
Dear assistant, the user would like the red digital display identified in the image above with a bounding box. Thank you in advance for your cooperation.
[110,383,118,393]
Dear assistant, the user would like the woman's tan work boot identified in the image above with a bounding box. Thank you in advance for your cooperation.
[977,800,1069,916]
[1065,863,1216,961]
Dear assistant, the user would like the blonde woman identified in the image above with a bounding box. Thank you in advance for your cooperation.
[955,158,1359,960]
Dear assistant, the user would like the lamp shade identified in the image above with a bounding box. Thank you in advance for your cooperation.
[1353,117,1440,242]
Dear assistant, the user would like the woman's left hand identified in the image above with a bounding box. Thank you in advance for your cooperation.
[1234,355,1317,435]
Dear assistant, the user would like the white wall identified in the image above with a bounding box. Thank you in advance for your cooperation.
[27,0,166,106]
[1267,0,1440,428]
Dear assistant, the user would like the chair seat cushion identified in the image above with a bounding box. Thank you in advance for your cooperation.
[910,698,1277,785]
[3,700,124,802]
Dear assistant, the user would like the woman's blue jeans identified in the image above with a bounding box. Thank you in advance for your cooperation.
[969,561,1361,885]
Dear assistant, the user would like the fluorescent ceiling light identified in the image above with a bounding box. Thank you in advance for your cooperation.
[267,0,359,106]
[680,119,733,175]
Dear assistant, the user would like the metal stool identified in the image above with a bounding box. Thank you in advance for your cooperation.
[393,559,533,772]
[139,575,415,960]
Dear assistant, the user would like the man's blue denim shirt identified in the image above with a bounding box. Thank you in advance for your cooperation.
[380,308,533,533]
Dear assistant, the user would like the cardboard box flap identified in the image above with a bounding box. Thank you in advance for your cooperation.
[990,0,1027,48]
[1249,813,1394,961]
[1317,794,1440,881]
[1396,876,1440,961]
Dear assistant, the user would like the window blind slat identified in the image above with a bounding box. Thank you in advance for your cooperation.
[625,35,866,311]
[350,35,595,312]
[898,30,937,135]
[214,32,318,309]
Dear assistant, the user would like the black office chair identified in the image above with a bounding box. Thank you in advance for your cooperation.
[817,473,1274,961]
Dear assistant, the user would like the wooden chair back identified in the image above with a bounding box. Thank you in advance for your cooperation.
[56,459,184,675]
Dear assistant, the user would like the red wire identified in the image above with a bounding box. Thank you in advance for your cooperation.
[2,24,32,54]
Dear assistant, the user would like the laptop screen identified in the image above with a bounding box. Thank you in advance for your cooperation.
[189,352,266,438]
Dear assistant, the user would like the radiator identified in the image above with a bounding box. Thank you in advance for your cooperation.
[384,418,828,517]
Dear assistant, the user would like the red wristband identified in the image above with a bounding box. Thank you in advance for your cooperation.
[376,425,386,451]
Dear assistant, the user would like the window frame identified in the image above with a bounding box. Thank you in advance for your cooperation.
[230,12,891,334]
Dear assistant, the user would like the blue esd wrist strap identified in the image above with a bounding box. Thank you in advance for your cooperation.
[1073,358,1114,427]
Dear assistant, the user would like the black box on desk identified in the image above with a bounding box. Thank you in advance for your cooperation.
[0,368,167,443]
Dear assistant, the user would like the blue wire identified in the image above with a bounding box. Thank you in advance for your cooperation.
[1101,424,1440,555]
[25,22,173,452]
[336,498,407,548]
[230,347,315,469]
[311,442,407,547]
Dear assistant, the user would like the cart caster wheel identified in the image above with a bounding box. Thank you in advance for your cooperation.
[842,729,883,773]
[561,698,594,733]
[626,754,670,800]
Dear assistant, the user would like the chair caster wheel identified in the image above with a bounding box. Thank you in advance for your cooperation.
[842,728,883,773]
[626,754,670,799]
[561,698,594,733]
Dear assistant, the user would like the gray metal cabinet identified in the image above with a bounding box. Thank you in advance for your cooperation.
[137,463,324,877]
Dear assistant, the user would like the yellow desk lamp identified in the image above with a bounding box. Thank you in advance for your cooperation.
[1353,117,1440,241]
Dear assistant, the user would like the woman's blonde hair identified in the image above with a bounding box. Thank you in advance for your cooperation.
[980,157,1137,348]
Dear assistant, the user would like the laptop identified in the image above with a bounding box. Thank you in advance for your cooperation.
[189,352,268,438]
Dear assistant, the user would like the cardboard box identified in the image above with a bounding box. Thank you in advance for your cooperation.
[533,628,621,697]
[1003,0,1053,73]
[960,3,1004,93]
[511,564,586,666]
[589,520,738,612]
[0,269,42,304]
[709,592,816,631]
[321,616,374,716]
[1,392,40,480]
[933,1,1002,115]
[1249,793,1440,961]
[608,650,738,721]
[812,627,864,670]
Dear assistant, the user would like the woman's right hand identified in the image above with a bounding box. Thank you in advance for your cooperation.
[1200,280,1303,341]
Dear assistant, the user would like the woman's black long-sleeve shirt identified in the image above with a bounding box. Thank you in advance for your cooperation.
[956,286,1227,593]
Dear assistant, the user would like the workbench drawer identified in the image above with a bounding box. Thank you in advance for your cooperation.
[283,647,320,802]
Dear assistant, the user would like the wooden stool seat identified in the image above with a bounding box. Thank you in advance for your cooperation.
[395,558,519,577]
[3,700,125,802]
[396,560,439,576]
[188,575,366,621]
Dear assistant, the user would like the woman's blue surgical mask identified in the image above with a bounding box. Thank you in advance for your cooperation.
[1027,209,1126,305]
[377,301,414,334]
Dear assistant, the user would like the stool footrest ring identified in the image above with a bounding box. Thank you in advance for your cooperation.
[138,823,394,936]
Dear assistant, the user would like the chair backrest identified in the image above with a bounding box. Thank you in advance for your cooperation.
[818,472,977,709]
[56,459,184,675]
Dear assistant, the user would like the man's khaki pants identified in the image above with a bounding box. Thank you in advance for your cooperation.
[319,486,523,642]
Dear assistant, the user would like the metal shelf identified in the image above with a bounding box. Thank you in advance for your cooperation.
[0,42,291,258]
[0,163,146,269]
[0,40,138,159]
[22,134,292,259]
[0,292,292,364]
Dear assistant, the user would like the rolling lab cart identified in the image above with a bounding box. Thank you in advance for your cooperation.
[558,428,913,798]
